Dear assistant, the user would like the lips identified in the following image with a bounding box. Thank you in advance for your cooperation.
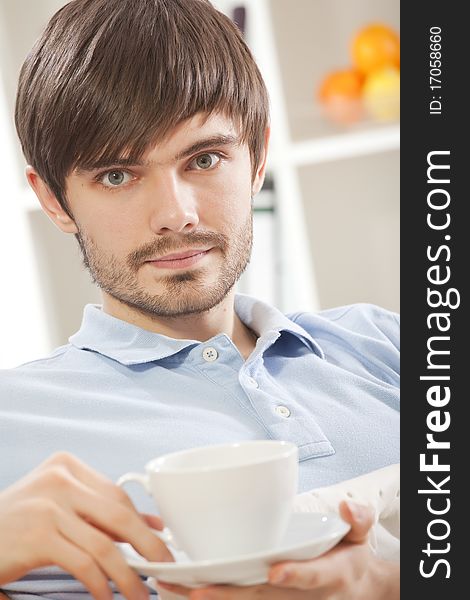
[150,249,209,262]
[145,248,212,269]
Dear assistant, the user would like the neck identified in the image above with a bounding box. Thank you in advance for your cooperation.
[101,290,258,360]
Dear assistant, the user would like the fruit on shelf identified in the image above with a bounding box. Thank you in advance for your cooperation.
[362,66,400,121]
[317,68,365,125]
[351,23,400,75]
[316,21,400,125]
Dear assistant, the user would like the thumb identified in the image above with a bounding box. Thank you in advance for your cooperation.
[339,500,375,544]
[141,513,165,531]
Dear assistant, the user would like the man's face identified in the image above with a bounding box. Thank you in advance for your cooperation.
[64,113,264,319]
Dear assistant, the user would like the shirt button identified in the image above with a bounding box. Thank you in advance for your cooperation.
[275,405,291,418]
[202,347,218,362]
[247,377,259,388]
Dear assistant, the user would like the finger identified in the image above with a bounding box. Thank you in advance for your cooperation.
[269,500,375,590]
[269,558,324,590]
[101,514,166,543]
[57,508,149,600]
[43,470,172,562]
[156,581,192,596]
[268,499,374,590]
[40,452,136,509]
[188,584,271,600]
[269,542,369,591]
[37,454,170,561]
[47,531,113,600]
[80,490,173,562]
[141,513,165,531]
[339,500,375,543]
[157,581,237,600]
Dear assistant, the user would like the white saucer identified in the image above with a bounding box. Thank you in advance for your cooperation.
[117,512,350,588]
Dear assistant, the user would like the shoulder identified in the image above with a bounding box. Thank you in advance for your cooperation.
[288,303,400,384]
[289,303,399,350]
[1,343,71,374]
[0,343,91,394]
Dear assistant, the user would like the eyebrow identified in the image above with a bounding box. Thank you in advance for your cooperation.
[75,134,240,174]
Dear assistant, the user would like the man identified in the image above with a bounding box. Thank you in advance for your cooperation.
[0,0,400,599]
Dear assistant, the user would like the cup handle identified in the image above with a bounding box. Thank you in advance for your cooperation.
[117,471,150,492]
[116,472,180,552]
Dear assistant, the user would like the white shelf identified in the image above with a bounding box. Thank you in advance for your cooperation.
[266,123,399,171]
[287,123,399,166]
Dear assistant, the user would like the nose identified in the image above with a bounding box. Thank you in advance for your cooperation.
[149,173,199,234]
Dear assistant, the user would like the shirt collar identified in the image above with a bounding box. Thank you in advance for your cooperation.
[69,294,324,365]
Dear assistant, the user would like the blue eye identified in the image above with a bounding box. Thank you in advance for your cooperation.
[189,153,222,170]
[100,170,133,187]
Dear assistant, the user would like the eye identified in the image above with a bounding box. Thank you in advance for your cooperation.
[188,152,222,171]
[99,170,134,187]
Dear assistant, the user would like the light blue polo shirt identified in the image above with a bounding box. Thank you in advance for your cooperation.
[0,294,399,598]
[1,294,399,496]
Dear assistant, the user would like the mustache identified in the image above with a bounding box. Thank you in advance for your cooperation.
[127,231,228,269]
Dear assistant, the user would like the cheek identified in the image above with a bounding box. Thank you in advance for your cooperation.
[72,202,146,253]
[204,171,252,225]
[68,182,145,239]
[74,213,142,262]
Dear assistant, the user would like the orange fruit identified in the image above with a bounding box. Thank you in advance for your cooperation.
[363,66,400,121]
[318,68,363,103]
[351,23,400,75]
[317,68,364,124]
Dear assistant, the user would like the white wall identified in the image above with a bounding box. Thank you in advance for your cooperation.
[0,60,49,367]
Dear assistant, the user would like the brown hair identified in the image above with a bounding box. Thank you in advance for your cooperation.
[15,0,270,215]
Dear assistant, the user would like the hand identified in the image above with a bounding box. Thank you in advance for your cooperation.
[157,500,399,600]
[0,452,173,600]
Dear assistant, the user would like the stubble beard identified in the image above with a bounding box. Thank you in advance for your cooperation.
[75,211,253,319]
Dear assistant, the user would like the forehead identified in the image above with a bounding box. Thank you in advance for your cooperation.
[72,111,244,175]
[163,112,240,144]
[146,112,242,161]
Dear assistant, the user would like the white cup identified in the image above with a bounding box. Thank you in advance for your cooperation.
[117,440,298,561]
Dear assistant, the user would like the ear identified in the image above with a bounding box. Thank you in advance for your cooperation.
[25,166,78,234]
[251,126,271,196]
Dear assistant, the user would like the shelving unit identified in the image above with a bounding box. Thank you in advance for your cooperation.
[217,0,400,313]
